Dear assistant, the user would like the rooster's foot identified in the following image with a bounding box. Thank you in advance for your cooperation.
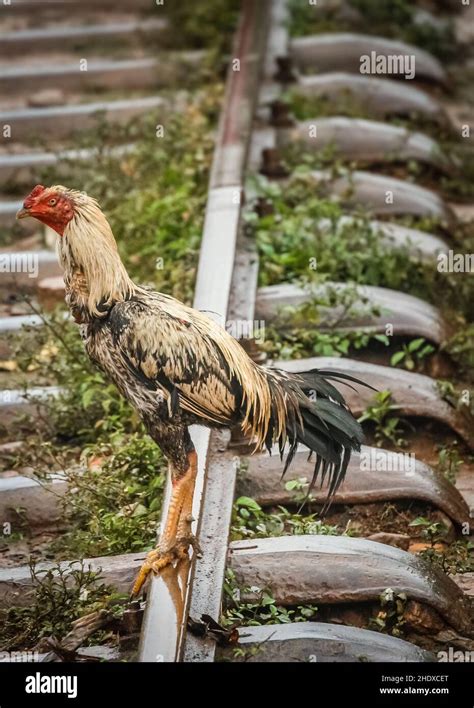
[175,529,203,560]
[175,512,202,559]
[130,526,201,597]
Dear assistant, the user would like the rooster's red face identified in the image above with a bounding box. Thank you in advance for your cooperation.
[16,185,75,236]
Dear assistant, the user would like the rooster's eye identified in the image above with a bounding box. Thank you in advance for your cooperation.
[48,198,57,206]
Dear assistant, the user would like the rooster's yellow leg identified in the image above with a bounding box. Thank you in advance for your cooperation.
[131,450,198,596]
[174,461,202,559]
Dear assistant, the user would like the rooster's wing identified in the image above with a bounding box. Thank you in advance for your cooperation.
[108,294,260,427]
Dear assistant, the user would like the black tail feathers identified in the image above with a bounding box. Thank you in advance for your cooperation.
[274,367,374,515]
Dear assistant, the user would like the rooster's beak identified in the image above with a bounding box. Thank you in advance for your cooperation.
[16,207,30,220]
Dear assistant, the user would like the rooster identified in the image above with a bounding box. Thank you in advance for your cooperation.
[17,184,365,596]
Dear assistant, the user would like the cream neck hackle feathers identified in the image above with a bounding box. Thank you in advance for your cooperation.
[54,186,138,317]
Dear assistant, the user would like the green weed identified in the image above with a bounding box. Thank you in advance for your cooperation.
[222,568,318,627]
[390,338,435,371]
[231,496,340,541]
[358,391,408,447]
[0,561,123,651]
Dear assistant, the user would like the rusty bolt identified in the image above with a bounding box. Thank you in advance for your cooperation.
[260,148,289,178]
[274,56,296,83]
[270,101,294,128]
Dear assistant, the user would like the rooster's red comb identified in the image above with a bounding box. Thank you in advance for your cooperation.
[24,184,46,207]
